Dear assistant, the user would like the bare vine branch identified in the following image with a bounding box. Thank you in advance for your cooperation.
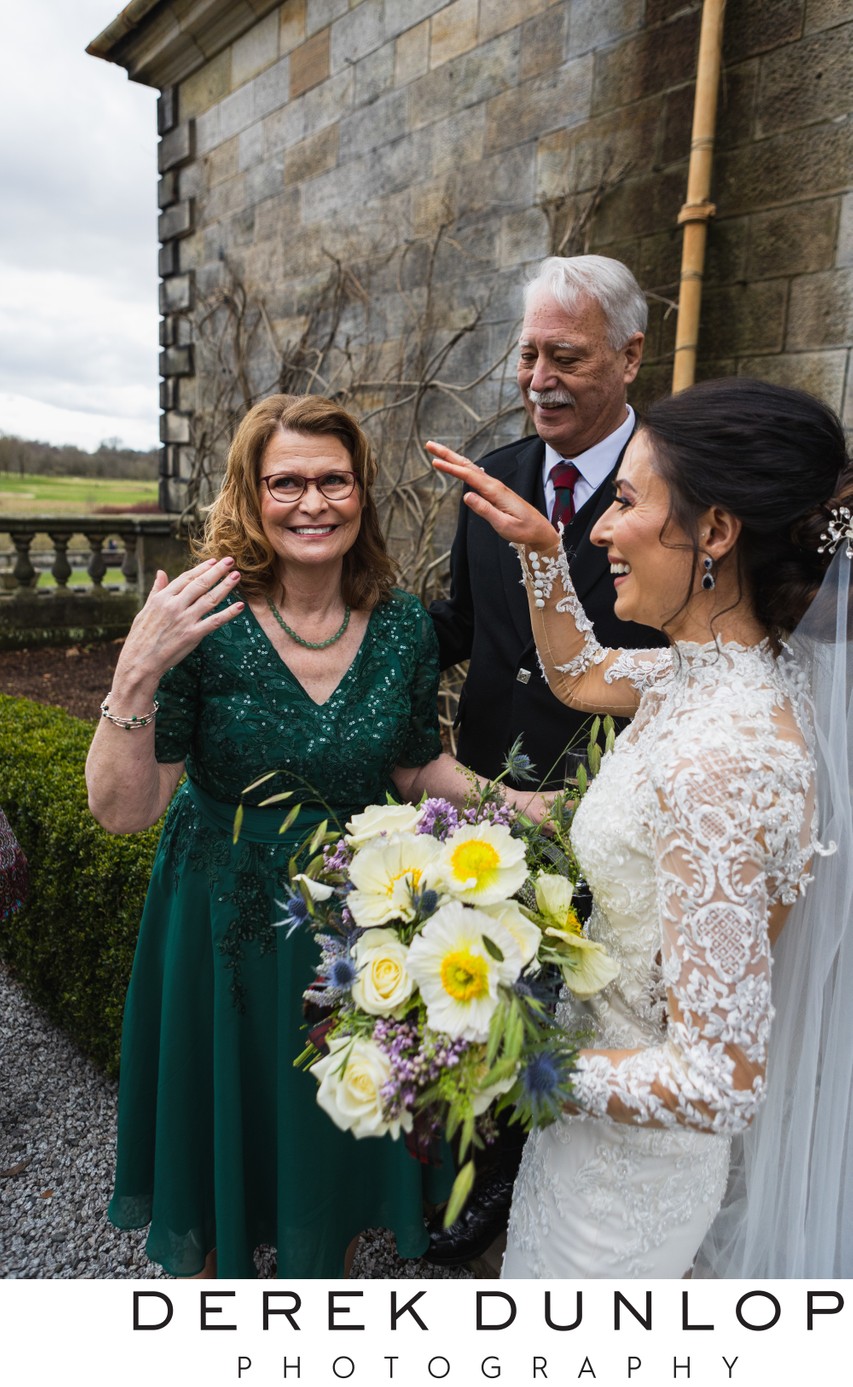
[179,178,621,745]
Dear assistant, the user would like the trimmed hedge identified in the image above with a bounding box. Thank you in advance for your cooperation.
[0,694,161,1075]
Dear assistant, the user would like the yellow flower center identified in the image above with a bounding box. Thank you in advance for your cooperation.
[449,839,500,891]
[563,908,582,937]
[440,948,489,1002]
[385,866,422,897]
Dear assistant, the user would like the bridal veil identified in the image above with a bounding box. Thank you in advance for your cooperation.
[696,541,853,1277]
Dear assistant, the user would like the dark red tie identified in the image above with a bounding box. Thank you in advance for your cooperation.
[550,460,580,530]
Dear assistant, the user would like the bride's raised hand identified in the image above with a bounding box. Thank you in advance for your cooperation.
[426,441,557,550]
[119,556,244,681]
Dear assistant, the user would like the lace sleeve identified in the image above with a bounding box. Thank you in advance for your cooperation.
[514,539,672,715]
[572,744,776,1134]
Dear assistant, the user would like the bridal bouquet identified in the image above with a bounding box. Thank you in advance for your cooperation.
[272,738,619,1224]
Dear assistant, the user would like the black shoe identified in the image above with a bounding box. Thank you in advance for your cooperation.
[424,1171,515,1266]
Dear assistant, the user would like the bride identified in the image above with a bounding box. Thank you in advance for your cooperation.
[428,377,853,1278]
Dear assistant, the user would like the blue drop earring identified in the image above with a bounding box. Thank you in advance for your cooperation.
[701,555,716,591]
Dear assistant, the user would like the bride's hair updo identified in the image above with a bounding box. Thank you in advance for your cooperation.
[641,377,853,634]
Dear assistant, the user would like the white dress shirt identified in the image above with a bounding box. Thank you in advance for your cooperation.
[541,406,635,517]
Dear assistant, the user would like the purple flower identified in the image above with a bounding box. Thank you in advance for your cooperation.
[323,838,353,872]
[372,1017,472,1122]
[416,798,459,840]
[462,799,514,828]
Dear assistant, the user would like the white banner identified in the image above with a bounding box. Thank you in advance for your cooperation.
[2,1278,848,1385]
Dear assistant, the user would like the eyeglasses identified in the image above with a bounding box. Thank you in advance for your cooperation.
[261,471,359,503]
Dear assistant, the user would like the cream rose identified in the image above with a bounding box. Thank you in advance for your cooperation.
[313,1036,412,1139]
[351,929,415,1015]
[345,802,424,847]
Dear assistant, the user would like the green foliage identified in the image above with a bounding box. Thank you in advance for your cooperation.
[0,695,161,1076]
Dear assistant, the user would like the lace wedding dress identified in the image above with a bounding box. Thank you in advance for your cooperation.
[502,548,818,1278]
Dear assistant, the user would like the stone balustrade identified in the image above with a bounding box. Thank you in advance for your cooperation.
[0,515,189,649]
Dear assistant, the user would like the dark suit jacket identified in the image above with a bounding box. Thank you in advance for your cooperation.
[429,433,667,788]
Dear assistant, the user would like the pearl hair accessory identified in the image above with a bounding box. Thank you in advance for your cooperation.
[818,506,853,560]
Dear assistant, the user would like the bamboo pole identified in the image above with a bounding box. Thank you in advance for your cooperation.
[672,0,727,393]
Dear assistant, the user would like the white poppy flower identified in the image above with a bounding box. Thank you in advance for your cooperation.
[470,1069,517,1116]
[533,871,578,929]
[481,898,542,968]
[435,821,528,905]
[407,900,522,1041]
[347,832,443,929]
[543,927,620,999]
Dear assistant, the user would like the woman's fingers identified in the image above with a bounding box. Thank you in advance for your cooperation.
[204,597,245,628]
[124,556,243,671]
[144,558,241,618]
[165,556,235,598]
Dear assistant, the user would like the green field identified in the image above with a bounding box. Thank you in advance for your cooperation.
[0,473,159,517]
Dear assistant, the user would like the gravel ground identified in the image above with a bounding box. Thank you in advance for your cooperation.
[0,962,476,1281]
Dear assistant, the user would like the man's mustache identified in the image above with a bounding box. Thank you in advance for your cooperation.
[527,387,575,407]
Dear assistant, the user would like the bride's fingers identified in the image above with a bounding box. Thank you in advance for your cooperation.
[459,476,559,548]
[461,489,547,543]
[427,438,558,546]
[425,440,475,469]
[427,442,528,515]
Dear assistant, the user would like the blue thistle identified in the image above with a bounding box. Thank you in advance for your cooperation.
[274,888,311,937]
[514,969,562,1010]
[413,886,440,921]
[512,1044,578,1128]
[502,735,537,784]
[328,957,357,991]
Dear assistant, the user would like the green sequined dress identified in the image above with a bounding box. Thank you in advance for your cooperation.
[108,588,450,1278]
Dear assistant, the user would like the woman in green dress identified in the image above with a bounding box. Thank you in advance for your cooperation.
[85,394,512,1279]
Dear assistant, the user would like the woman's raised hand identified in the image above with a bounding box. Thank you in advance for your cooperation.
[120,557,244,682]
[426,441,557,550]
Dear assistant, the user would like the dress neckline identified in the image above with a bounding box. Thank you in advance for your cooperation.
[241,593,377,708]
[672,636,776,669]
[675,634,772,655]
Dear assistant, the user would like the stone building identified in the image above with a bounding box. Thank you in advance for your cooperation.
[89,0,852,530]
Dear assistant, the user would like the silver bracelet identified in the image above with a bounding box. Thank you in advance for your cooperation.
[100,695,159,730]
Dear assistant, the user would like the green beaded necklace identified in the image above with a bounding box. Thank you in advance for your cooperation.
[266,595,351,649]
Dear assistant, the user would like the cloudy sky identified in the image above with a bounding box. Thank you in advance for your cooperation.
[0,1,159,452]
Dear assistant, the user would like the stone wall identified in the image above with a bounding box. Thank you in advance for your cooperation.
[93,0,852,513]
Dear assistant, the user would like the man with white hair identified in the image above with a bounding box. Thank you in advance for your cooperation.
[427,254,666,1266]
